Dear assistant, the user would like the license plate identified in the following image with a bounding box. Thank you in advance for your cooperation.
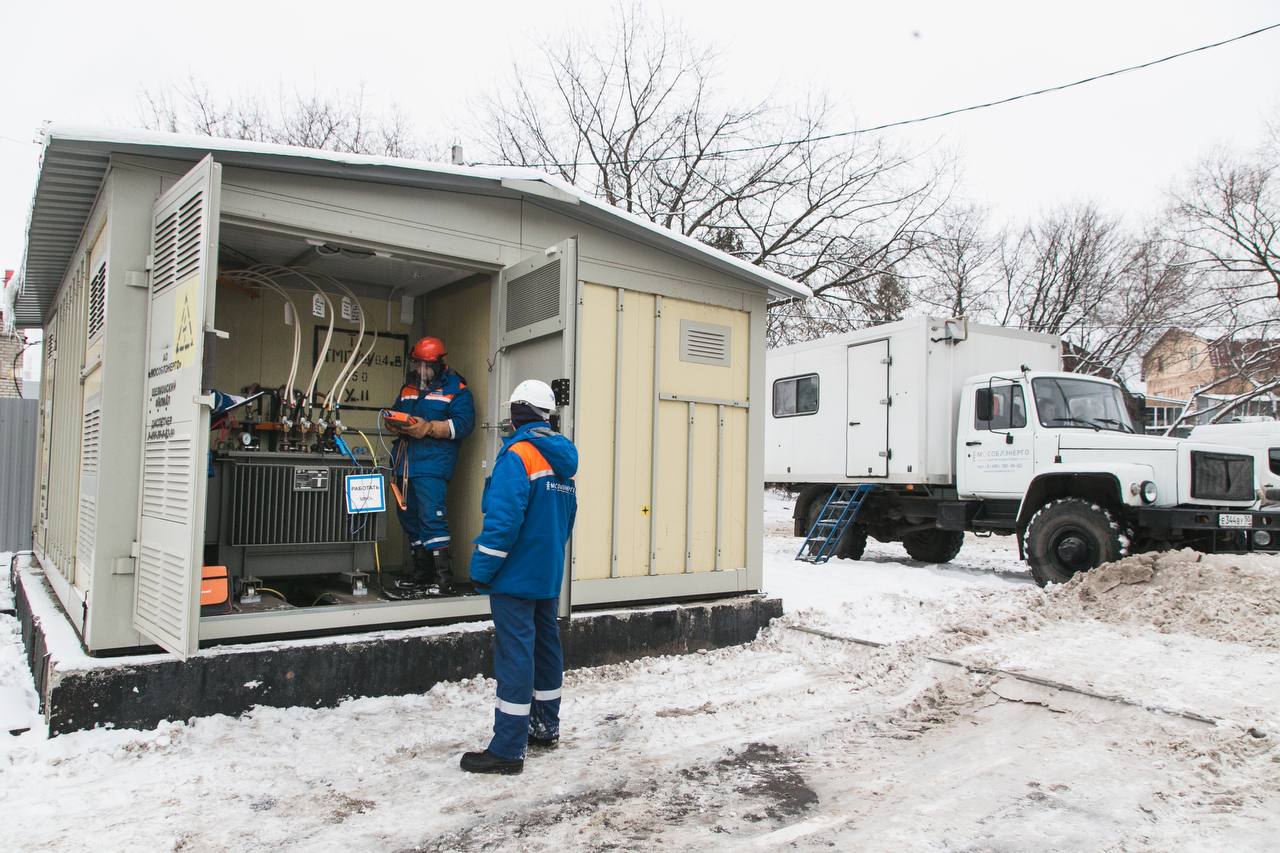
[1219,513,1253,529]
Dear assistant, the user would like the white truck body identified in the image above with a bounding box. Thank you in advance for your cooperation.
[765,317,1061,484]
[768,317,1275,585]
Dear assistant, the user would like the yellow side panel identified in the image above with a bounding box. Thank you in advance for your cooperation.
[572,288,751,580]
[615,289,656,578]
[573,284,617,580]
[723,406,749,569]
[659,297,750,401]
[652,400,689,574]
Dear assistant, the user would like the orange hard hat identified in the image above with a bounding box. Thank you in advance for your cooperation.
[411,336,446,361]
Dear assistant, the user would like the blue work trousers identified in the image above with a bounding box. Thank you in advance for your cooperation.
[487,594,563,760]
[397,475,450,551]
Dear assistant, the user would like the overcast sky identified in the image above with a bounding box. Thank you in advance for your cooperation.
[2,0,1278,277]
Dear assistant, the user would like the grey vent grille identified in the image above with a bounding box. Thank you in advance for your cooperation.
[175,191,204,284]
[151,210,179,294]
[679,320,731,366]
[506,261,561,332]
[87,262,106,340]
[227,461,381,546]
[142,434,192,521]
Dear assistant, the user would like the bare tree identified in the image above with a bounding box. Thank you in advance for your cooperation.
[476,5,948,346]
[138,77,428,158]
[1169,136,1279,306]
[911,202,1002,318]
[994,203,1205,383]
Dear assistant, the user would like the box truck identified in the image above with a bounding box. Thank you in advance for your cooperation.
[766,317,1275,585]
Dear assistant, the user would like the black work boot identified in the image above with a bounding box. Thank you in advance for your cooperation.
[460,749,523,775]
[431,547,455,596]
[527,733,559,751]
[394,547,433,590]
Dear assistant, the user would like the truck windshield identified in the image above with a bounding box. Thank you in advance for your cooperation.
[1032,377,1135,433]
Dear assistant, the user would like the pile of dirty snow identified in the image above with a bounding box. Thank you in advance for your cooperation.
[1042,549,1280,649]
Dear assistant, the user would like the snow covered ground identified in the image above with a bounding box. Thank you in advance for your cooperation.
[2,492,1278,851]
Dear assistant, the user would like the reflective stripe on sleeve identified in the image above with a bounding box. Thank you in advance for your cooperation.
[533,688,562,701]
[477,544,508,558]
[528,470,554,481]
[496,698,531,716]
[426,536,451,545]
[448,419,456,440]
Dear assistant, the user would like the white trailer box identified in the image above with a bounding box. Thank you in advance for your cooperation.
[766,317,1060,485]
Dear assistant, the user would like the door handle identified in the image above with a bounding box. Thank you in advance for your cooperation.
[849,421,860,426]
[965,440,982,446]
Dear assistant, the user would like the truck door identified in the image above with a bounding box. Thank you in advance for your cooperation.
[492,238,578,617]
[960,380,1033,498]
[846,339,890,478]
[132,155,221,658]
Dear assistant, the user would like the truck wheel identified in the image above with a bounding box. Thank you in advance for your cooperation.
[836,525,868,560]
[1022,498,1124,587]
[902,529,964,563]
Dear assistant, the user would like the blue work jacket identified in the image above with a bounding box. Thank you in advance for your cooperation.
[470,421,578,599]
[390,369,475,480]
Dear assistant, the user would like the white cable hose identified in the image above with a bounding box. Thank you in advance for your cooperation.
[311,271,367,410]
[252,264,333,407]
[220,269,301,405]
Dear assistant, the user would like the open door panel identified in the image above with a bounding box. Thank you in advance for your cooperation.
[493,238,577,616]
[132,155,221,658]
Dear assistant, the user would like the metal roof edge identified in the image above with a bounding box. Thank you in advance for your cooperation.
[27,125,810,303]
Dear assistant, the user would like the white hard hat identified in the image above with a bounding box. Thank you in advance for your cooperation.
[508,379,556,412]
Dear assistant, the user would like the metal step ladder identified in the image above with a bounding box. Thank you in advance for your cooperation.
[795,484,876,564]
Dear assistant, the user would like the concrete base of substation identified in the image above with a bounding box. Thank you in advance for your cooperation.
[12,564,783,736]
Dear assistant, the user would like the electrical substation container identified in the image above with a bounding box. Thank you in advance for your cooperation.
[13,127,807,657]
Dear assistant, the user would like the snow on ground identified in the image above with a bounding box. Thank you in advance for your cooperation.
[2,497,1280,851]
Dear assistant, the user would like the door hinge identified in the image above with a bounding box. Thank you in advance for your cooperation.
[144,255,153,271]
[881,356,893,365]
[879,398,892,406]
[878,450,893,459]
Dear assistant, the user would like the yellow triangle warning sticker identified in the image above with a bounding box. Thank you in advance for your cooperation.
[173,275,198,368]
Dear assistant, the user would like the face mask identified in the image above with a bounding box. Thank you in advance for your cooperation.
[408,360,440,387]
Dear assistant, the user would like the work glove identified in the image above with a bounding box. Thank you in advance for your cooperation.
[401,419,451,440]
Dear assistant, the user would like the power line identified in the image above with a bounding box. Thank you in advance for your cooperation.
[480,22,1280,169]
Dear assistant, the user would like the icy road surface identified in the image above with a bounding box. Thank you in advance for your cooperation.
[2,491,1278,851]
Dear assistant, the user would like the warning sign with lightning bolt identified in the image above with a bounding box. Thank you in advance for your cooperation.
[172,275,198,368]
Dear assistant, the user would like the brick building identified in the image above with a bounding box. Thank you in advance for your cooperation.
[1142,328,1280,398]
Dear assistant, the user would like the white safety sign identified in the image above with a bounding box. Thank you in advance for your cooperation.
[345,473,386,514]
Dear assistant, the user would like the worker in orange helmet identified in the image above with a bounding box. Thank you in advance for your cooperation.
[384,336,475,595]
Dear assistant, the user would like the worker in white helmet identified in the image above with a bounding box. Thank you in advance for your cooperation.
[461,379,578,774]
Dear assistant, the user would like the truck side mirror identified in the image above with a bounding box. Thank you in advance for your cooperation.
[975,388,993,424]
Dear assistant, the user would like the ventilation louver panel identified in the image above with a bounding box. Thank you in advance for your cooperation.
[151,210,179,294]
[135,542,187,637]
[505,260,561,332]
[141,435,192,521]
[76,403,101,575]
[174,191,205,284]
[87,262,106,341]
[679,320,732,366]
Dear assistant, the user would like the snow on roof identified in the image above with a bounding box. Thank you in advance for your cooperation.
[14,125,808,324]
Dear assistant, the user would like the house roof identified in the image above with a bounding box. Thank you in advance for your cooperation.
[14,125,811,326]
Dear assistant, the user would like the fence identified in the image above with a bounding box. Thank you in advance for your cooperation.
[0,398,38,552]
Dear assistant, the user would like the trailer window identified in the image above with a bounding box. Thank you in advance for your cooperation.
[974,384,1027,430]
[773,374,819,417]
[1269,449,1280,477]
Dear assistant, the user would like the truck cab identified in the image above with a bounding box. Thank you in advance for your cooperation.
[957,370,1272,583]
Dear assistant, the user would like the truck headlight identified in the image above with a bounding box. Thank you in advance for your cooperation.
[1140,481,1158,504]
